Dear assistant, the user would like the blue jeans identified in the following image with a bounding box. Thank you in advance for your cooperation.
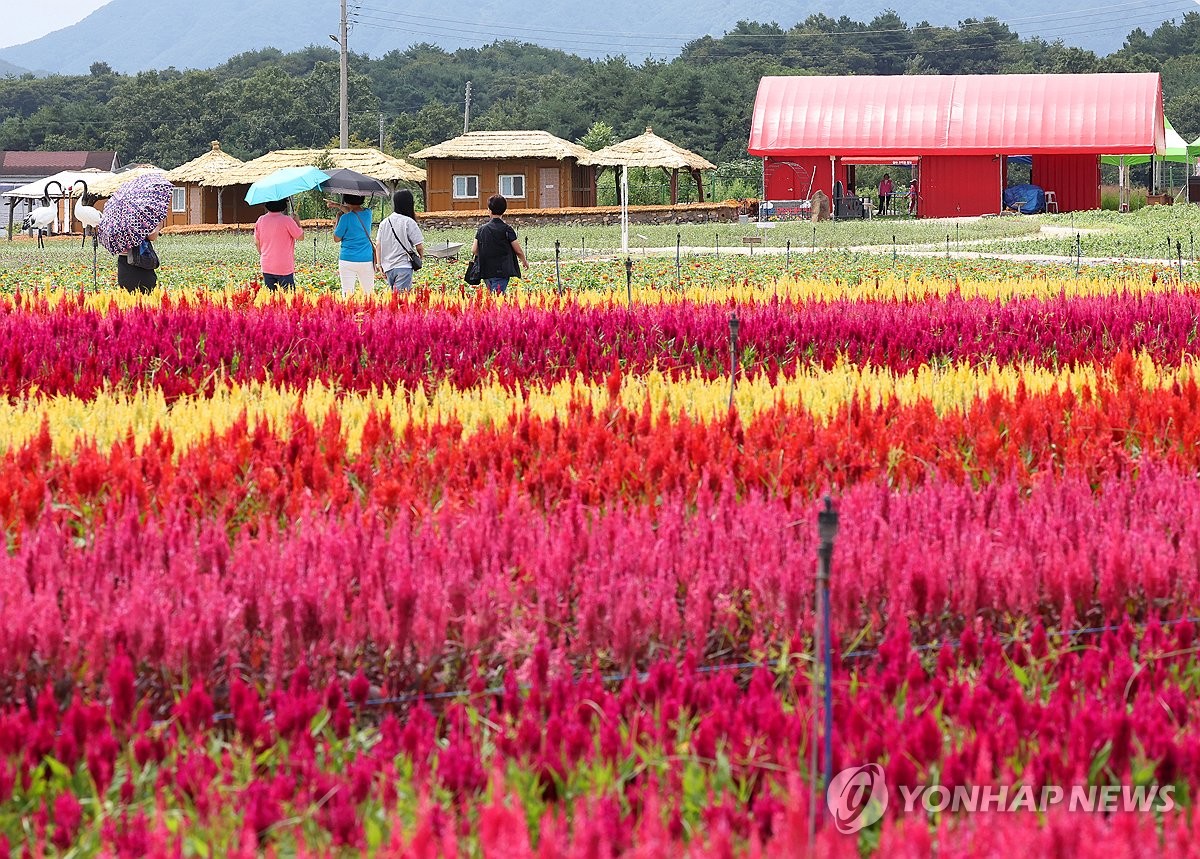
[262,272,295,290]
[385,267,414,291]
[484,277,509,294]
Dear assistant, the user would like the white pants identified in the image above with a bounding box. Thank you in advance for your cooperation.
[339,260,376,297]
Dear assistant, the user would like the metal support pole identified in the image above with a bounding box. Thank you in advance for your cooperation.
[624,256,632,306]
[676,233,681,287]
[786,239,790,269]
[715,232,719,258]
[554,240,562,293]
[728,312,739,411]
[816,495,839,794]
[892,234,896,265]
[1076,233,1081,275]
[1179,240,1184,281]
[811,225,816,252]
[946,234,950,258]
[313,235,318,268]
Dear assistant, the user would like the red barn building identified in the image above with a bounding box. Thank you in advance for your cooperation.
[749,73,1165,218]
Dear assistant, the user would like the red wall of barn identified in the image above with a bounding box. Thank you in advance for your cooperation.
[919,155,1003,218]
[1031,155,1100,212]
[764,157,836,200]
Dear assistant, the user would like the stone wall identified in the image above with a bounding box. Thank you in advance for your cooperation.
[416,201,741,230]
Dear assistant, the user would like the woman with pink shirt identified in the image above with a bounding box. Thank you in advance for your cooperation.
[254,199,304,290]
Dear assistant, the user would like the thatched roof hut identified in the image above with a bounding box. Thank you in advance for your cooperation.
[411,131,597,210]
[411,131,595,163]
[589,127,716,203]
[165,140,244,185]
[88,166,168,198]
[211,147,425,187]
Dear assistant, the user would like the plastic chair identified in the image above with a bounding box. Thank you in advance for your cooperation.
[1044,191,1059,214]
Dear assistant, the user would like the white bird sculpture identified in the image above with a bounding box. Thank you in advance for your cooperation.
[72,179,102,248]
[23,183,60,249]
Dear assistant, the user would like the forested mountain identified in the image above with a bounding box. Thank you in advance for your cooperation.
[1,0,1188,75]
[2,13,1198,169]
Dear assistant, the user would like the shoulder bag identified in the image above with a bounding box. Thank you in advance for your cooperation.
[127,240,160,270]
[387,217,422,271]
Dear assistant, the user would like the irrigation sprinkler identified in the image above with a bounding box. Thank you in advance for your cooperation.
[313,236,318,267]
[1076,233,1082,275]
[624,256,633,306]
[715,232,720,258]
[728,312,740,411]
[946,234,950,258]
[892,234,897,265]
[786,239,791,269]
[955,223,960,249]
[581,236,585,259]
[811,225,816,252]
[554,240,562,293]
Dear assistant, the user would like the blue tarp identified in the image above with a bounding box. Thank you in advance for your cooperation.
[1003,184,1045,214]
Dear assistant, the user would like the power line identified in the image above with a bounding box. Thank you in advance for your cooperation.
[350,0,1192,44]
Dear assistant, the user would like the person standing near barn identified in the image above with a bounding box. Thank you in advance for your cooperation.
[877,173,894,216]
[470,194,527,295]
[254,199,304,290]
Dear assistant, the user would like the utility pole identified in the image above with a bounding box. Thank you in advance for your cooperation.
[379,112,385,150]
[339,0,349,148]
[463,81,472,134]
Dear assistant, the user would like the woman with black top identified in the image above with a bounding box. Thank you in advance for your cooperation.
[116,223,162,294]
[471,194,528,294]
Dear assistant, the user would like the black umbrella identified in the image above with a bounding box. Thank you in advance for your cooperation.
[320,168,390,197]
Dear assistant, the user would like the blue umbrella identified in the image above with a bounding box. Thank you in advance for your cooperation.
[245,166,330,205]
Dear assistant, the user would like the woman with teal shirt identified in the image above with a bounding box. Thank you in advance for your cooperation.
[329,194,376,297]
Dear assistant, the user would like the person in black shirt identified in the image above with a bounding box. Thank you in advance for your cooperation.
[470,194,528,294]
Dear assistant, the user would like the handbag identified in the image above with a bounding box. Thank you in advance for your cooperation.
[127,240,159,270]
[387,219,422,271]
[464,256,481,286]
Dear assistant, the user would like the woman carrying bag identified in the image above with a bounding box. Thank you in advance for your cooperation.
[328,194,377,297]
[470,194,527,295]
[376,189,424,292]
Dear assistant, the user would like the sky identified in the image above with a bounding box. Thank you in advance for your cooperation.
[2,0,111,49]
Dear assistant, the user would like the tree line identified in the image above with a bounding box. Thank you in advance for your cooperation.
[2,11,1199,170]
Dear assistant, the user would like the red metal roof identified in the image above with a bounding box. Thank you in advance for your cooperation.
[748,74,1164,157]
[0,151,118,177]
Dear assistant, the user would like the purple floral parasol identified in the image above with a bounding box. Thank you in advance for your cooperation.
[97,173,173,255]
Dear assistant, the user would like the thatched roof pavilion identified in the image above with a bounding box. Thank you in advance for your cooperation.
[411,131,595,163]
[165,140,244,184]
[589,127,716,203]
[211,147,425,187]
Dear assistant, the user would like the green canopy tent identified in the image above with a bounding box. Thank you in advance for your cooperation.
[1103,118,1189,206]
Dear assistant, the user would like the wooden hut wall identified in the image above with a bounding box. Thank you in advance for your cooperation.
[425,158,591,211]
[170,182,261,225]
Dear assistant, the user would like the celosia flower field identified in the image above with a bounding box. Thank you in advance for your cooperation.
[5,263,1200,855]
